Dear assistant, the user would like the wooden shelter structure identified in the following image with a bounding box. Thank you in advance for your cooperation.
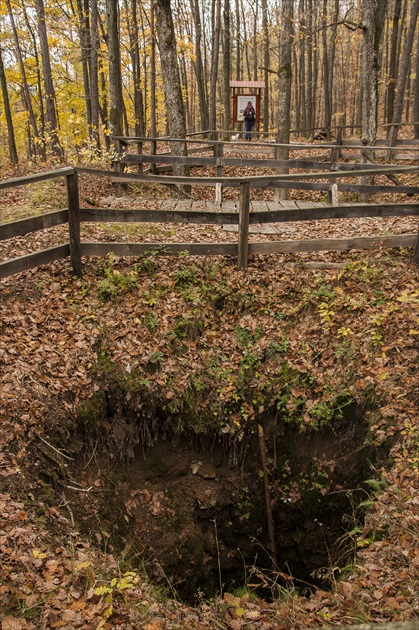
[230,80,264,130]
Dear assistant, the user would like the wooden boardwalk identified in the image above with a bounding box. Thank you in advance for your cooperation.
[151,199,327,213]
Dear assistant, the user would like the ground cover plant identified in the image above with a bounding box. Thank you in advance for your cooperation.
[0,243,418,628]
[0,155,418,628]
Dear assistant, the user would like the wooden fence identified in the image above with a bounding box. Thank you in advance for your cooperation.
[0,159,418,279]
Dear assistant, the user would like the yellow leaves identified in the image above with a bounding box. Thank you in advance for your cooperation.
[396,289,419,304]
[318,302,335,324]
[75,560,92,571]
[94,585,113,596]
[337,326,353,337]
[32,548,47,559]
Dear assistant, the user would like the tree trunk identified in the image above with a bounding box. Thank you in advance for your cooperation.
[262,0,269,133]
[298,0,306,135]
[90,0,100,148]
[361,0,388,146]
[223,0,231,135]
[154,0,189,176]
[190,0,209,130]
[209,0,222,137]
[125,0,145,137]
[322,0,331,137]
[235,0,241,80]
[35,0,64,159]
[21,1,46,159]
[106,0,124,138]
[360,0,388,192]
[150,4,157,137]
[275,0,294,200]
[414,20,419,139]
[388,0,419,151]
[306,0,314,132]
[75,0,92,132]
[0,47,18,164]
[6,0,41,159]
[386,0,402,124]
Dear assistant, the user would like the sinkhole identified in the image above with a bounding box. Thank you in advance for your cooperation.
[68,402,390,604]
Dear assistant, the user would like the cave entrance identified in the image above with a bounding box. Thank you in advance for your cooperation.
[72,411,387,604]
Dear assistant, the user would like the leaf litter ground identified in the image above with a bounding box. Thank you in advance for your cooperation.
[0,158,418,629]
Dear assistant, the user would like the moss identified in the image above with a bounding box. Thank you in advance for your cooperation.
[77,391,107,428]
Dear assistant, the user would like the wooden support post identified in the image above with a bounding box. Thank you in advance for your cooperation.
[113,139,122,198]
[414,229,419,266]
[137,141,143,174]
[328,126,342,205]
[66,171,82,278]
[215,142,224,206]
[150,139,157,174]
[238,180,250,269]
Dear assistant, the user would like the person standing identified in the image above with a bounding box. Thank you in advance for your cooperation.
[243,101,256,141]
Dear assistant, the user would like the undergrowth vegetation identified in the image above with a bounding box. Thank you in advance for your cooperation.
[0,249,418,628]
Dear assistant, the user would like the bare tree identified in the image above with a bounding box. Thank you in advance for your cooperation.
[223,0,231,134]
[0,46,18,164]
[414,19,419,139]
[361,0,388,148]
[106,0,124,138]
[90,0,100,148]
[275,0,294,200]
[6,0,41,159]
[190,0,208,130]
[209,0,222,136]
[35,0,63,159]
[154,0,189,176]
[388,0,419,150]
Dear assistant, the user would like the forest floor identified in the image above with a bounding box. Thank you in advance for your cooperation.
[0,149,418,629]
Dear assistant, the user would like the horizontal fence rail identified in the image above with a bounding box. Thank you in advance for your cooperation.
[0,152,418,278]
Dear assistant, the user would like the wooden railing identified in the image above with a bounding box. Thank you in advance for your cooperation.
[1,163,418,279]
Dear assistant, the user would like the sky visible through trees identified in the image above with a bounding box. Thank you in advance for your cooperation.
[0,0,418,162]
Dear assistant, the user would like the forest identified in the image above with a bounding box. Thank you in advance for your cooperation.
[0,0,418,163]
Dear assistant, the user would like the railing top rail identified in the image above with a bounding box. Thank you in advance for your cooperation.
[111,135,419,152]
[0,167,75,190]
[79,165,419,186]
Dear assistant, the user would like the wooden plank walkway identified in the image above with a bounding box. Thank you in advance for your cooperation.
[137,199,329,212]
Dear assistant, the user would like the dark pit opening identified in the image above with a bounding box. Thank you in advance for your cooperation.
[70,407,390,604]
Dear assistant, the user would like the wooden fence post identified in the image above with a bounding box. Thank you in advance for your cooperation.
[414,229,419,266]
[328,126,342,205]
[215,142,224,206]
[66,171,82,278]
[113,138,123,198]
[238,180,250,269]
[137,140,143,174]
[150,138,157,174]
